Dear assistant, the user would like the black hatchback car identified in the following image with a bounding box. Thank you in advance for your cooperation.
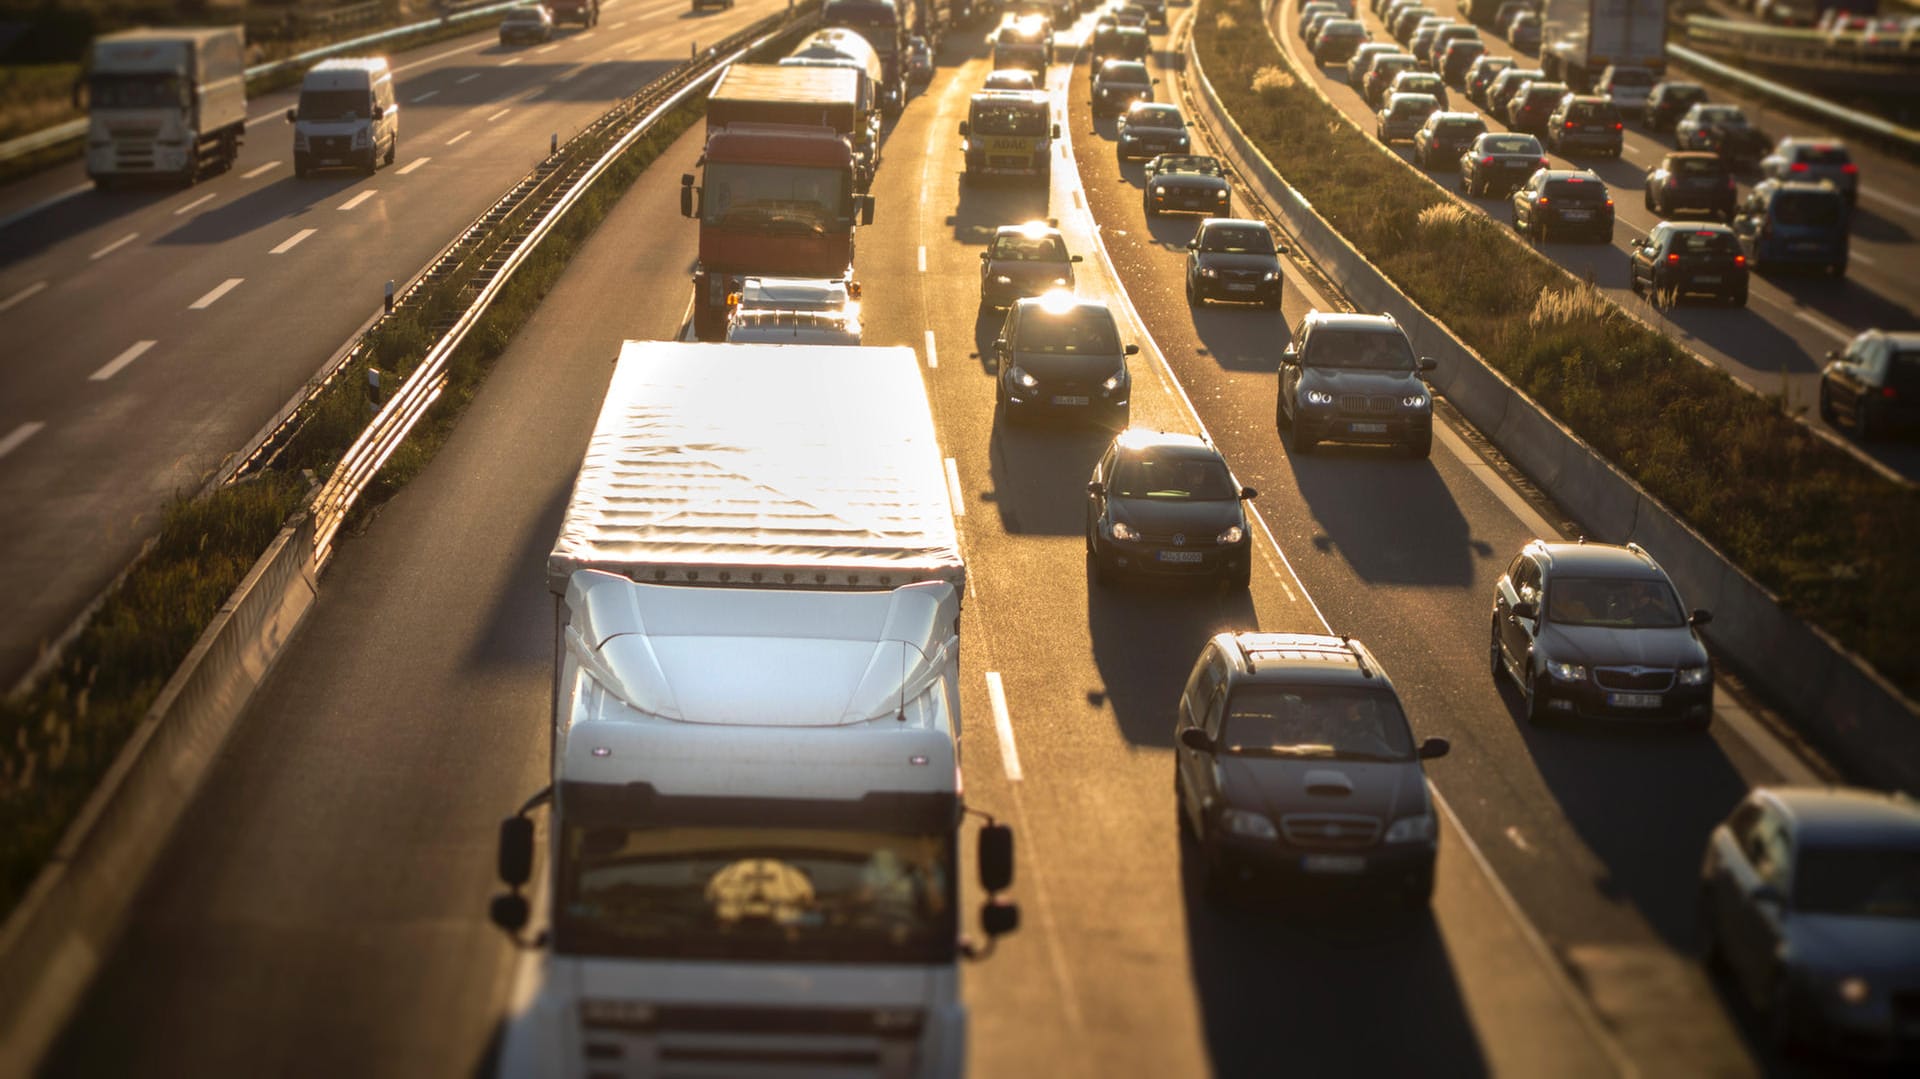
[1546,94,1624,158]
[1175,632,1450,905]
[994,295,1136,427]
[1628,222,1749,307]
[1490,540,1715,728]
[1085,429,1257,589]
[1820,329,1920,441]
[1644,151,1737,220]
[1277,311,1436,457]
[1459,132,1546,196]
[1511,168,1614,243]
[1185,218,1287,309]
[1412,111,1487,170]
[1504,80,1569,135]
[978,221,1082,310]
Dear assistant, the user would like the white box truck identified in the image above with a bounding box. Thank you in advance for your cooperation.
[489,341,1017,1079]
[1539,0,1667,93]
[80,27,248,187]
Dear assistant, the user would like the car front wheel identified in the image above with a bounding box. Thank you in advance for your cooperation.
[1489,618,1505,681]
[1523,664,1553,726]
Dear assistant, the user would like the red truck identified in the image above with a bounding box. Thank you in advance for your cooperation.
[680,65,874,340]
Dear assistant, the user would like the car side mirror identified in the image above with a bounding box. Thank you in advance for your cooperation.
[498,815,534,887]
[1179,726,1214,753]
[1418,357,1437,372]
[1239,486,1257,500]
[1186,239,1198,250]
[994,337,1009,353]
[1124,343,1140,355]
[1052,122,1062,138]
[1824,348,1838,361]
[1282,346,1298,364]
[1071,254,1083,262]
[1087,480,1106,495]
[1418,736,1451,760]
[1751,883,1784,908]
[1690,608,1714,627]
[1511,600,1538,620]
[860,195,875,226]
[978,822,1015,892]
[1274,244,1289,255]
[285,106,297,123]
[980,251,991,261]
[958,120,970,136]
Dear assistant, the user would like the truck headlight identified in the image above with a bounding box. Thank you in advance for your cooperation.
[1384,813,1436,843]
[1008,364,1039,389]
[1220,808,1277,840]
[1304,389,1334,405]
[1838,976,1871,1007]
[1678,666,1711,686]
[353,127,371,147]
[1216,525,1244,544]
[1547,661,1587,682]
[1152,185,1167,196]
[994,275,1014,285]
[1109,520,1139,541]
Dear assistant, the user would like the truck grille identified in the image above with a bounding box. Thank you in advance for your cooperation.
[1593,667,1674,692]
[1280,813,1380,849]
[578,1002,924,1078]
[312,135,352,156]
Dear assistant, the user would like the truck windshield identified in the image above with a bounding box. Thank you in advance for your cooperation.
[970,103,1047,136]
[703,164,851,234]
[89,73,182,109]
[298,90,373,121]
[556,824,957,963]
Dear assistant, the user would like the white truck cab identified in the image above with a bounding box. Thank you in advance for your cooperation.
[81,27,247,186]
[288,57,397,177]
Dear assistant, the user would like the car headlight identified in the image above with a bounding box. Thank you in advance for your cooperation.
[1200,267,1217,277]
[1109,520,1139,541]
[1304,389,1335,406]
[1263,271,1281,281]
[1008,364,1039,389]
[1215,189,1229,199]
[1219,808,1277,840]
[1547,661,1587,683]
[1052,277,1068,286]
[1152,185,1167,196]
[1175,135,1190,146]
[1216,524,1244,544]
[1101,371,1126,392]
[1384,813,1436,843]
[994,275,1014,285]
[1678,666,1711,687]
[1838,976,1871,1007]
[1402,393,1429,408]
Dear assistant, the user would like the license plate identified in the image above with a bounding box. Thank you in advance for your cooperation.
[1227,283,1255,292]
[1694,275,1720,284]
[1506,161,1531,168]
[1156,550,1204,563]
[1303,854,1366,874]
[1562,210,1592,221]
[1350,422,1387,433]
[1608,692,1662,709]
[1051,395,1089,406]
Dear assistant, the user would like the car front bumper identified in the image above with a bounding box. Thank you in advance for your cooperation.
[1003,380,1128,425]
[1209,832,1437,898]
[1296,408,1430,446]
[1101,537,1248,580]
[1149,186,1231,213]
[1534,679,1713,723]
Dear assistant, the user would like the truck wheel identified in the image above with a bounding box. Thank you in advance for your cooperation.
[385,138,396,166]
[294,153,310,179]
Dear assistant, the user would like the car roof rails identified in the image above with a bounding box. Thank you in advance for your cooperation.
[1339,635,1375,679]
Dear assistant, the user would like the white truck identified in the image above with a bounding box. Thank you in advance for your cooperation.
[490,341,1017,1079]
[80,27,248,187]
[1539,0,1666,93]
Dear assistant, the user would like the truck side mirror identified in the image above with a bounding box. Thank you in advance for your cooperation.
[861,195,875,226]
[286,106,297,124]
[1052,122,1061,138]
[1086,480,1105,495]
[498,815,534,887]
[1511,600,1538,620]
[1274,243,1289,255]
[1419,357,1437,372]
[980,898,1020,939]
[978,822,1015,893]
[680,174,697,219]
[958,120,970,136]
[1239,486,1257,500]
[489,893,530,933]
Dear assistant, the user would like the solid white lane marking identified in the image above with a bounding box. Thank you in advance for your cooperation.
[411,89,440,103]
[456,72,481,84]
[242,161,280,180]
[501,56,524,67]
[554,66,582,82]
[1849,250,1876,267]
[394,39,490,75]
[1793,309,1851,343]
[397,157,430,175]
[447,129,473,145]
[944,456,964,515]
[91,339,155,381]
[985,672,1022,782]
[173,192,218,215]
[0,181,90,233]
[188,278,242,310]
[0,280,47,312]
[917,244,927,272]
[924,329,939,369]
[338,190,378,211]
[270,228,317,254]
[0,421,45,459]
[89,232,137,260]
[488,107,513,122]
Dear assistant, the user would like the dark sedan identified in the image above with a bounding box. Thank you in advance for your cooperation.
[1628,222,1749,307]
[1085,430,1256,588]
[1490,540,1714,728]
[978,222,1082,310]
[1365,54,1421,108]
[1676,104,1769,169]
[1459,132,1546,196]
[1348,43,1405,91]
[1504,80,1570,135]
[1511,168,1614,243]
[1644,151,1737,220]
[994,295,1136,427]
[1464,54,1515,108]
[1699,787,1920,1066]
[1143,154,1232,217]
[1185,218,1287,309]
[1486,66,1543,117]
[1413,111,1486,170]
[1116,102,1190,161]
[1093,61,1155,117]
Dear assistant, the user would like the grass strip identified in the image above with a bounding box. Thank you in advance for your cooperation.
[1195,0,1919,698]
[0,97,706,922]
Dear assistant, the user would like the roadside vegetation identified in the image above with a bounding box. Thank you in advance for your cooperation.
[1196,0,1920,698]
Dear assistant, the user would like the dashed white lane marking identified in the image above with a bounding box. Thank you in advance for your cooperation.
[1860,186,1917,218]
[1793,309,1852,343]
[488,107,514,122]
[242,161,280,180]
[338,190,378,211]
[188,278,242,310]
[917,244,927,272]
[0,421,45,459]
[0,280,47,312]
[944,455,965,515]
[447,129,473,145]
[411,89,440,103]
[535,43,562,53]
[501,56,524,67]
[91,339,155,381]
[394,40,490,75]
[89,232,137,260]
[397,157,430,175]
[270,228,317,254]
[554,66,582,82]
[456,72,481,84]
[924,328,939,369]
[1850,250,1876,267]
[173,192,218,215]
[610,19,630,28]
[985,672,1023,782]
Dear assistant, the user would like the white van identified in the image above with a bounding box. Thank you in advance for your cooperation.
[288,57,397,176]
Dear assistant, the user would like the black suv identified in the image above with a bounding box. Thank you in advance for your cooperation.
[1644,151,1737,220]
[1490,540,1715,729]
[1175,632,1450,905]
[1085,429,1257,589]
[1277,311,1436,457]
[1546,94,1623,158]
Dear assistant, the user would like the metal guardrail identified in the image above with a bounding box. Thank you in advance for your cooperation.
[1667,41,1920,151]
[0,0,524,165]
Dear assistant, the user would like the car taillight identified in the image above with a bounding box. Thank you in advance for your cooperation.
[1537,196,1548,205]
[1667,177,1678,188]
[1667,253,1680,263]
[1564,121,1576,129]
[1613,122,1623,130]
[1481,155,1495,165]
[1538,157,1550,167]
[1884,386,1899,400]
[1734,255,1746,265]
[1727,177,1738,189]
[1605,198,1614,207]
[1789,162,1808,172]
[1841,163,1859,175]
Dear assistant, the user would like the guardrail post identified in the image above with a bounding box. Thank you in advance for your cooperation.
[551,132,558,156]
[692,40,698,60]
[366,368,382,405]
[384,279,395,313]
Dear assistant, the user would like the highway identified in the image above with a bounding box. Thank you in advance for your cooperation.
[36,4,1854,1077]
[0,0,785,691]
[1271,0,1920,481]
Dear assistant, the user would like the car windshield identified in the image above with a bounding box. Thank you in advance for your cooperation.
[88,73,182,109]
[1772,192,1845,227]
[1545,576,1685,628]
[1158,155,1222,175]
[991,233,1067,261]
[1436,119,1484,136]
[1308,328,1416,370]
[1391,97,1437,118]
[1016,308,1121,353]
[1697,106,1746,127]
[556,824,956,963]
[971,102,1047,135]
[1484,134,1540,154]
[297,89,372,121]
[504,8,545,22]
[1608,68,1654,85]
[1110,454,1238,500]
[1101,62,1150,83]
[1398,75,1442,92]
[1130,106,1183,127]
[701,164,850,234]
[1662,84,1706,102]
[1199,225,1271,253]
[985,71,1036,89]
[1793,847,1920,919]
[1512,12,1538,26]
[1219,686,1416,761]
[1377,57,1417,76]
[1672,156,1722,175]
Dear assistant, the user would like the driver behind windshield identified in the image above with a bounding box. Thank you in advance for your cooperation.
[1222,688,1415,760]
